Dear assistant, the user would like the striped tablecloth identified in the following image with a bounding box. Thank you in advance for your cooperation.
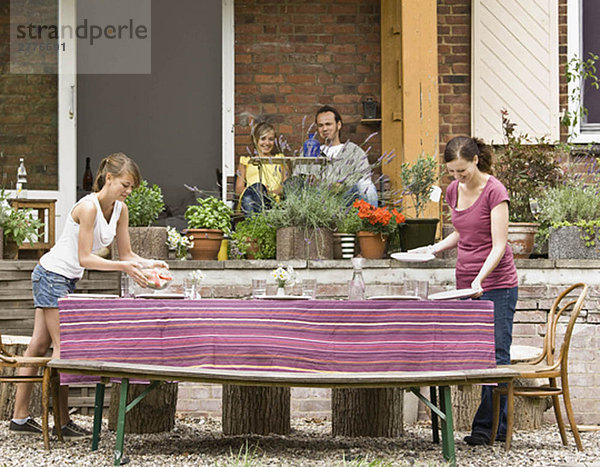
[58,298,495,383]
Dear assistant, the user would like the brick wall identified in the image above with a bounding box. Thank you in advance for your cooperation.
[234,0,381,164]
[0,0,58,190]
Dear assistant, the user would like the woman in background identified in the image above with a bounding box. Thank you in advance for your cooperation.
[235,122,286,217]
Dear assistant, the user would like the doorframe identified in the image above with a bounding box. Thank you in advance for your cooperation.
[56,0,235,235]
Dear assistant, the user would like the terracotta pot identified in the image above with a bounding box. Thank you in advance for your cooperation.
[245,238,260,259]
[507,222,538,259]
[356,231,387,259]
[185,229,224,260]
[3,239,19,260]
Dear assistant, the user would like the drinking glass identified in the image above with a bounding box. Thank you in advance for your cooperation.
[404,280,429,299]
[301,279,317,299]
[251,279,267,298]
[183,278,196,299]
[120,274,132,298]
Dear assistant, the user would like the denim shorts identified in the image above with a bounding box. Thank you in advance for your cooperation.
[32,264,78,308]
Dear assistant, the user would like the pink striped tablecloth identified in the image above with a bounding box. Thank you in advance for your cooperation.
[58,298,496,383]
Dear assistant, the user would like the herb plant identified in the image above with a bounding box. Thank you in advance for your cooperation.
[2,207,44,247]
[399,154,438,218]
[185,196,233,233]
[125,180,165,227]
[230,212,277,259]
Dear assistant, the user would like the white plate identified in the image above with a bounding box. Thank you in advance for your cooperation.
[65,293,119,299]
[427,288,479,300]
[367,295,420,300]
[135,293,185,299]
[256,295,311,300]
[390,252,436,263]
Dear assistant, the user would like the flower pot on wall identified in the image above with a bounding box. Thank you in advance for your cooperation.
[333,233,356,259]
[507,222,538,259]
[3,239,18,260]
[356,231,387,259]
[185,229,224,260]
[111,226,168,260]
[399,218,439,252]
[276,227,333,260]
[548,225,600,259]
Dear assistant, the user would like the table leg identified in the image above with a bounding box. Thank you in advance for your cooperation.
[429,386,440,444]
[92,382,105,451]
[439,386,456,467]
[114,378,129,466]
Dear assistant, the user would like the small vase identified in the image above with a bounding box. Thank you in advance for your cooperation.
[277,286,286,296]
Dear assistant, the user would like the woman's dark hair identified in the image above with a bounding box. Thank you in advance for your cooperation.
[443,136,493,174]
[92,152,142,192]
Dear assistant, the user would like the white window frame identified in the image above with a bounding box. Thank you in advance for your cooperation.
[567,0,600,143]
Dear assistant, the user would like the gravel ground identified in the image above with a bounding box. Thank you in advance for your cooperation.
[1,415,600,466]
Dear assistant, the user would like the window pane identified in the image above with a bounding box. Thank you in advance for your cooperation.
[583,0,600,124]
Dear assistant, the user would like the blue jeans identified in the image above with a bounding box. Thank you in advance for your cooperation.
[32,264,78,308]
[470,286,518,440]
[240,183,272,217]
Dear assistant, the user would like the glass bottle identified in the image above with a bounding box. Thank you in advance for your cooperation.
[16,157,27,199]
[83,157,93,191]
[348,257,366,300]
[302,133,320,157]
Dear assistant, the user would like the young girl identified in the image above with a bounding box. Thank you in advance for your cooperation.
[412,136,518,445]
[10,153,167,438]
[235,122,286,217]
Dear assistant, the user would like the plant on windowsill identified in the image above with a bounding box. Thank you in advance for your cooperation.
[184,196,233,260]
[118,180,168,259]
[398,153,440,251]
[0,191,44,259]
[494,110,567,258]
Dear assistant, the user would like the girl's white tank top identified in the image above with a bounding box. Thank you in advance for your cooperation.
[40,193,122,279]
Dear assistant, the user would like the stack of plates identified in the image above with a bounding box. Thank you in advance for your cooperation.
[427,288,478,300]
[390,252,435,263]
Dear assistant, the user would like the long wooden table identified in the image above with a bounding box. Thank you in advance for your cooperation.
[54,298,515,466]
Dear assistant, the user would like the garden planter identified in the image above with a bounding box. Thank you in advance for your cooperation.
[3,239,19,260]
[356,231,387,259]
[399,218,439,252]
[333,233,356,259]
[111,226,168,260]
[276,227,333,260]
[507,222,538,259]
[549,226,600,259]
[185,229,224,260]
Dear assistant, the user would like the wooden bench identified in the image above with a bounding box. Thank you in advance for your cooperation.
[48,359,517,467]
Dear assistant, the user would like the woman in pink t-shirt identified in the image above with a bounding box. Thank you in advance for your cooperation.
[411,136,518,446]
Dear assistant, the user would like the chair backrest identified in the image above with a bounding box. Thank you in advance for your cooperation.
[0,333,17,363]
[542,283,588,370]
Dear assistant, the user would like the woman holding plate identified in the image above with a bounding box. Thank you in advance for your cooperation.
[410,136,518,446]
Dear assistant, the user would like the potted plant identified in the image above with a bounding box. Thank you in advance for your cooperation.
[494,110,566,258]
[120,180,167,259]
[184,196,232,260]
[398,153,440,251]
[166,226,193,260]
[353,199,405,259]
[229,212,276,260]
[0,192,44,260]
[536,177,600,259]
[333,207,362,259]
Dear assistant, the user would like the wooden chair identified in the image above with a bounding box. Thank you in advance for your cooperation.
[489,283,588,451]
[0,334,61,449]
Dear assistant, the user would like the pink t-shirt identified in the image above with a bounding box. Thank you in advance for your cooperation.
[446,176,518,291]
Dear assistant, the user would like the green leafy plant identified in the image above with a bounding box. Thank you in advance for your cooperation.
[399,153,438,218]
[185,196,233,233]
[536,177,600,247]
[125,180,165,227]
[494,110,566,222]
[229,212,276,259]
[562,53,600,137]
[1,206,44,247]
[336,207,362,234]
